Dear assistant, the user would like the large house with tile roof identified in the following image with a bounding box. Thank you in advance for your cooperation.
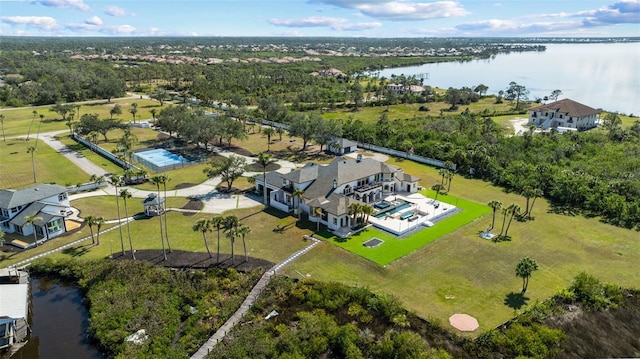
[527,98,599,130]
[255,156,420,231]
[0,184,71,247]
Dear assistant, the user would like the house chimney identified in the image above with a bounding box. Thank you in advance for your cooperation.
[356,154,362,163]
[333,179,337,188]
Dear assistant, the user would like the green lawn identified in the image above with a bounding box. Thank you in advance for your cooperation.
[321,192,491,266]
[0,139,91,189]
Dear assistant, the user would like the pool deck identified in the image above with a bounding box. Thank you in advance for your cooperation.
[367,193,457,236]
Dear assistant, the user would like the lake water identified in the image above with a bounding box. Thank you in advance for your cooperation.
[376,42,640,115]
[10,278,103,359]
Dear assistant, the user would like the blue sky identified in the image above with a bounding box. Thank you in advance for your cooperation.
[1,0,639,37]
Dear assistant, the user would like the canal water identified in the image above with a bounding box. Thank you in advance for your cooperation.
[9,277,103,359]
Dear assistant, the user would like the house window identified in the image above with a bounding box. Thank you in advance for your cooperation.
[1,209,8,217]
[333,218,337,225]
[11,207,18,213]
[58,193,68,201]
[344,185,352,194]
[15,225,23,234]
[559,114,563,119]
[47,218,63,232]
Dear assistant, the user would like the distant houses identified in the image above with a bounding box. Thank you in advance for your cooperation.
[527,99,599,131]
[0,184,72,248]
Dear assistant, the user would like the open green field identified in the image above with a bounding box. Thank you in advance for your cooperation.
[0,97,164,138]
[0,138,90,189]
[281,158,640,335]
[321,192,491,266]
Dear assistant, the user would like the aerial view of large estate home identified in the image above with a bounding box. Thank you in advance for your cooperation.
[0,34,639,358]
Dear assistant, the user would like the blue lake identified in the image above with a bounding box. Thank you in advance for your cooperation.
[375,42,640,116]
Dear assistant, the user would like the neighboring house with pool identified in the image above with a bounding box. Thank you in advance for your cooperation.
[527,98,599,131]
[255,155,435,235]
[0,184,72,248]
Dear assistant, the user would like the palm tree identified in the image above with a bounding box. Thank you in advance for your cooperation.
[27,146,36,183]
[35,114,44,148]
[438,168,448,188]
[348,202,362,226]
[292,188,305,219]
[193,219,212,258]
[314,207,323,232]
[159,174,172,252]
[527,188,544,220]
[498,206,510,237]
[237,224,251,262]
[224,215,239,265]
[26,110,37,140]
[263,127,275,152]
[24,212,43,247]
[108,176,126,255]
[120,189,136,260]
[487,200,502,231]
[362,204,375,223]
[515,257,539,294]
[446,170,455,192]
[257,152,273,207]
[431,184,445,202]
[84,215,96,245]
[210,216,224,263]
[129,102,138,123]
[150,175,167,261]
[504,204,521,237]
[94,216,105,246]
[0,114,6,142]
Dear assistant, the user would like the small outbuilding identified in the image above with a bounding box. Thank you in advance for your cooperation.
[142,193,165,216]
[327,137,358,155]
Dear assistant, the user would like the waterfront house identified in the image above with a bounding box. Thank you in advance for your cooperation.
[527,98,599,131]
[0,268,30,351]
[0,184,71,248]
[255,156,420,232]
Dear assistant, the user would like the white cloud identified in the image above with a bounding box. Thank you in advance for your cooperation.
[455,19,580,35]
[101,24,136,34]
[311,0,469,21]
[526,0,640,26]
[105,5,127,17]
[1,16,59,31]
[338,22,382,30]
[269,16,347,27]
[32,0,89,11]
[85,16,102,25]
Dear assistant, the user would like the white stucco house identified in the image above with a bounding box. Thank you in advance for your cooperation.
[528,98,599,131]
[327,137,357,155]
[0,184,71,248]
[254,156,420,232]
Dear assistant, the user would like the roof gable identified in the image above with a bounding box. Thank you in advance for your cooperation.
[529,99,598,118]
[0,184,67,209]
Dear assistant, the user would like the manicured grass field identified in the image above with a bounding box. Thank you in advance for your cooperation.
[282,161,640,335]
[0,139,91,189]
[321,192,490,265]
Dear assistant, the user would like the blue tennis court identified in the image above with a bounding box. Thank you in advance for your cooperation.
[133,149,190,172]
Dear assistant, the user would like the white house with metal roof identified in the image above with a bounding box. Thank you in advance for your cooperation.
[255,156,420,232]
[528,98,599,130]
[0,184,71,247]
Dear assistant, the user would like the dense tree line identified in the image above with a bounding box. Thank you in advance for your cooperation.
[341,112,640,230]
[0,52,125,106]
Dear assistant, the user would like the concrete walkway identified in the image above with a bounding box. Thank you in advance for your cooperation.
[38,130,111,177]
[190,237,321,359]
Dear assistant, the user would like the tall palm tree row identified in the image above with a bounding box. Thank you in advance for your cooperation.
[151,175,168,261]
[223,215,239,265]
[211,215,224,263]
[109,175,126,256]
[159,175,172,253]
[193,219,212,258]
[120,189,136,260]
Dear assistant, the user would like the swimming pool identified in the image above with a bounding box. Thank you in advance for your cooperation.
[374,202,412,218]
[133,149,190,172]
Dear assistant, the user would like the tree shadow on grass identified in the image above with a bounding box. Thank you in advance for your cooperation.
[62,244,92,257]
[504,292,529,310]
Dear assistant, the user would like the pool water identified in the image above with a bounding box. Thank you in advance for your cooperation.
[374,202,412,218]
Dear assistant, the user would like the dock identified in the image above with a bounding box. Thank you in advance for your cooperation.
[0,268,30,352]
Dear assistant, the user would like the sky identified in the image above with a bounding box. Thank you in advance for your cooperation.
[1,0,639,37]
